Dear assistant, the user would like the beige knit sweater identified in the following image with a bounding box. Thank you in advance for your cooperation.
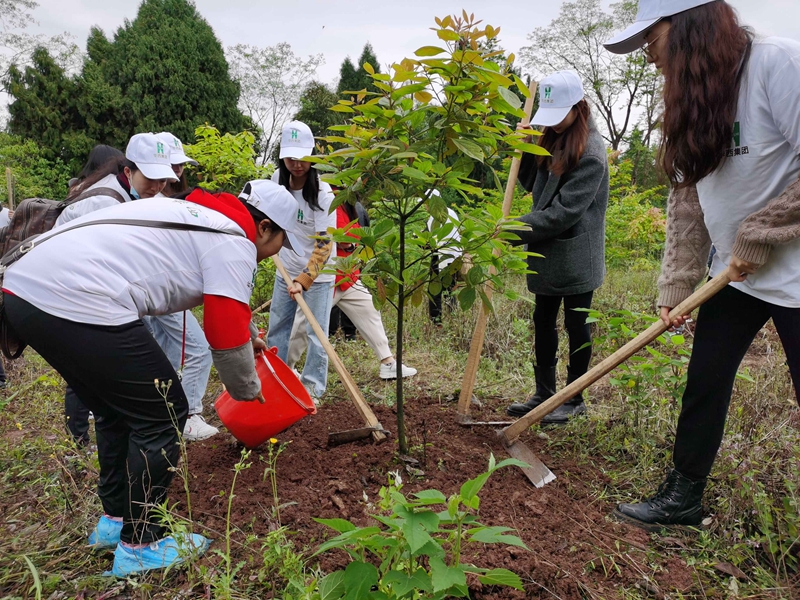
[658,174,800,307]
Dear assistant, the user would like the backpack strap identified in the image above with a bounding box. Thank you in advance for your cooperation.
[1,218,245,271]
[63,186,127,207]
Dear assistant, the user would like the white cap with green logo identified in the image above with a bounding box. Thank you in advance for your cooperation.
[156,131,199,167]
[530,70,585,128]
[278,120,315,160]
[604,0,717,54]
[125,133,179,181]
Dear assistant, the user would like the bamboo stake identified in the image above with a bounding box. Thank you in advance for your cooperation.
[6,168,14,211]
[457,79,538,417]
[272,255,386,442]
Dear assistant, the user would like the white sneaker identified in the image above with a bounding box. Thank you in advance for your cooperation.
[183,414,219,441]
[379,362,417,380]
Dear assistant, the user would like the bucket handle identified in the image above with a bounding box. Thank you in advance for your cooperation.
[260,351,315,414]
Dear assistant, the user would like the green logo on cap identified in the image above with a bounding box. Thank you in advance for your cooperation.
[291,129,299,140]
[156,142,165,155]
[544,86,552,100]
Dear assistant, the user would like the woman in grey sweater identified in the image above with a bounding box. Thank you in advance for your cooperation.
[506,70,609,423]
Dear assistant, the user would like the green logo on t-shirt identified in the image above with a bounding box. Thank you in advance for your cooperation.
[727,121,749,157]
[732,121,740,147]
[297,208,304,222]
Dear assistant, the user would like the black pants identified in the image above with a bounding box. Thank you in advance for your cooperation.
[65,385,91,446]
[533,291,594,375]
[5,294,188,544]
[329,305,356,339]
[674,284,800,480]
[429,251,457,323]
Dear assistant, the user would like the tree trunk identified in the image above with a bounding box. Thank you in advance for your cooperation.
[396,214,407,454]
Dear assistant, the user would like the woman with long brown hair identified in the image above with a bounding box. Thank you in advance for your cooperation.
[506,70,609,423]
[605,0,800,530]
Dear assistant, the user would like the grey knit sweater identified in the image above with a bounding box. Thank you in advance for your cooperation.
[658,175,800,307]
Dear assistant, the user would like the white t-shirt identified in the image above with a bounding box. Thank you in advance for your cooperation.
[698,37,800,307]
[0,207,10,228]
[271,171,336,282]
[4,198,258,325]
[56,174,133,226]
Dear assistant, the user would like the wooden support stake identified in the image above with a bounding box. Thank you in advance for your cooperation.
[457,80,538,417]
[6,168,14,211]
[272,256,386,442]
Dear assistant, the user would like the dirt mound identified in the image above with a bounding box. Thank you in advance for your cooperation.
[174,396,696,598]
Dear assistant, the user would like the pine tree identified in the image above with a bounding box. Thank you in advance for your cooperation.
[337,43,381,97]
[82,0,247,147]
[6,47,93,171]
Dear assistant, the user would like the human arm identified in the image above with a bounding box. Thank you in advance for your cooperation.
[513,156,605,245]
[656,184,712,326]
[204,294,264,402]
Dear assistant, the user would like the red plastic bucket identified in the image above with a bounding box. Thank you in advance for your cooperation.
[214,347,316,448]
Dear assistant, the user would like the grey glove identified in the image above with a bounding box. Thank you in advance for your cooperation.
[211,341,261,401]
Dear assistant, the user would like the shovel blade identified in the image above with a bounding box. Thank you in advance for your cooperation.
[505,440,556,488]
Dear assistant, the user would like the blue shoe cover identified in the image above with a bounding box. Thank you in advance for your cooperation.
[88,515,123,550]
[107,533,210,577]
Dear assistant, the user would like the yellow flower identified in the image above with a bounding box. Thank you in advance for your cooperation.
[16,422,22,430]
[270,438,278,444]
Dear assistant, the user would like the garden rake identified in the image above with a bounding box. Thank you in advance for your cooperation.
[499,272,731,487]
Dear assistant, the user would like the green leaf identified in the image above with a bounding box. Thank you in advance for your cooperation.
[394,505,439,554]
[430,557,467,593]
[459,471,490,503]
[458,287,477,311]
[318,570,346,600]
[479,568,525,590]
[402,166,429,180]
[516,142,550,156]
[343,561,378,600]
[498,86,522,110]
[412,489,448,505]
[452,138,485,162]
[428,280,443,296]
[671,334,685,345]
[437,29,461,42]
[384,568,433,596]
[468,526,529,549]
[331,104,356,113]
[415,46,447,57]
[313,518,357,533]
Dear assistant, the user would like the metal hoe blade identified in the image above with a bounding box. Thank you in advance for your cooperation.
[503,437,556,488]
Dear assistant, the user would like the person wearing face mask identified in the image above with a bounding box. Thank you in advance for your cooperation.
[157,132,197,196]
[58,133,174,224]
[2,184,302,576]
[604,0,800,531]
[58,134,220,442]
[505,70,609,424]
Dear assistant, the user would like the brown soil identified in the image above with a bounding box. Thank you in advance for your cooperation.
[172,395,699,599]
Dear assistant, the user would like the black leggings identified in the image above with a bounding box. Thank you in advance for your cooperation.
[5,294,188,544]
[674,284,800,480]
[533,291,594,374]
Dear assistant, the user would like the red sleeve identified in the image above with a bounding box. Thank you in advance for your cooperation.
[203,294,251,349]
[337,206,361,241]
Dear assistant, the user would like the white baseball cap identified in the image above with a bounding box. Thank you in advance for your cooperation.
[125,133,179,181]
[239,180,305,256]
[156,131,199,166]
[278,121,315,160]
[530,71,585,128]
[604,0,717,54]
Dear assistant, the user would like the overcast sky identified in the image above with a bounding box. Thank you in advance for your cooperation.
[33,0,800,86]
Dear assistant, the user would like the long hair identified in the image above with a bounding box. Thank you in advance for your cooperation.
[76,145,124,180]
[659,1,753,187]
[163,171,188,196]
[277,159,322,211]
[536,99,591,176]
[67,157,137,199]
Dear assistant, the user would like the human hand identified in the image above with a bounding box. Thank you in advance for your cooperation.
[660,306,690,330]
[516,121,533,144]
[726,256,758,283]
[237,391,265,404]
[252,337,267,354]
[287,281,304,301]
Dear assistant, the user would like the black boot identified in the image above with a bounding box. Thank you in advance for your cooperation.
[613,469,706,532]
[541,365,587,424]
[507,364,557,417]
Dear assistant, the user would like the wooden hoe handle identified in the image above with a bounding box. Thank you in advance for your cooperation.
[457,79,539,416]
[501,273,731,444]
[272,256,386,442]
